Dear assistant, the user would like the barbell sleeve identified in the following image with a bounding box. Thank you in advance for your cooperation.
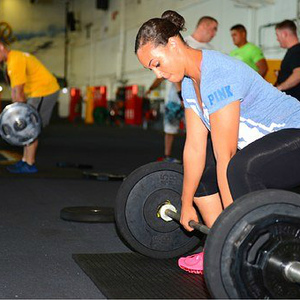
[284,261,300,283]
[165,209,210,235]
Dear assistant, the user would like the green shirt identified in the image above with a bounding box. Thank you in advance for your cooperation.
[229,42,265,72]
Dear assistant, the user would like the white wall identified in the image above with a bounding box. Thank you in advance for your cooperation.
[0,0,65,76]
[0,0,65,99]
[257,0,298,58]
[0,0,299,101]
[69,0,298,99]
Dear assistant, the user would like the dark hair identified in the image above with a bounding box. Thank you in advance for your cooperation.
[135,10,185,54]
[196,16,218,28]
[230,24,247,33]
[276,20,297,35]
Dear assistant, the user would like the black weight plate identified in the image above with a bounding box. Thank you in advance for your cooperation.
[204,189,300,299]
[83,171,126,181]
[115,162,205,259]
[60,206,114,223]
[57,162,93,169]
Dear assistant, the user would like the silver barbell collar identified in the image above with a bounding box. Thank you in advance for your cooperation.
[284,261,300,283]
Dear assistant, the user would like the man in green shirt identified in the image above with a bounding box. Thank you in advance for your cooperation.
[230,24,268,77]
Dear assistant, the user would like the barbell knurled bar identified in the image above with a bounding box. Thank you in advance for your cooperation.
[165,209,210,235]
[160,203,300,285]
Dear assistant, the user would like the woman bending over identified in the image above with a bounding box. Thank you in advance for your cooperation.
[135,10,300,274]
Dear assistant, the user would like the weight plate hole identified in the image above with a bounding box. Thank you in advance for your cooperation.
[247,232,270,264]
[2,124,11,136]
[13,119,27,131]
[30,113,38,124]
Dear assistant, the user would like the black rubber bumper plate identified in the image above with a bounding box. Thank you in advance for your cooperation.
[83,171,126,181]
[60,206,114,223]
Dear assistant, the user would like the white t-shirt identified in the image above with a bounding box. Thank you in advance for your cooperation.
[184,35,214,50]
[165,36,213,103]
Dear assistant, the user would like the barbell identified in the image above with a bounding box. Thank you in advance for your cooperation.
[115,161,300,298]
[0,102,42,146]
[158,201,210,234]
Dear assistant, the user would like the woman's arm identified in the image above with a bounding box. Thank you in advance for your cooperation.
[181,108,208,231]
[210,100,240,207]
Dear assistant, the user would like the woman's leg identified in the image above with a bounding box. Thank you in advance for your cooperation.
[227,129,300,200]
[192,134,222,226]
[178,135,221,274]
[194,193,223,228]
[178,193,222,274]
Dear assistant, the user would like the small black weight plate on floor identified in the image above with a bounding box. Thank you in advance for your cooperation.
[204,189,300,299]
[115,162,204,259]
[83,171,125,181]
[60,206,114,223]
[57,162,93,169]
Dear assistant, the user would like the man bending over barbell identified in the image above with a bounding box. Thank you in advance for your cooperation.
[0,40,59,173]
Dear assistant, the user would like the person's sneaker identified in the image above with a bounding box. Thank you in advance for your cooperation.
[6,160,25,173]
[6,162,38,174]
[156,156,165,162]
[178,252,204,274]
[156,156,181,163]
[164,157,181,163]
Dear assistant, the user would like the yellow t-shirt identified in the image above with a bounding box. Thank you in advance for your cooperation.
[7,50,60,98]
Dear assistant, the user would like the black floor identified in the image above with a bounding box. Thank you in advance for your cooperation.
[73,253,210,299]
[0,121,186,299]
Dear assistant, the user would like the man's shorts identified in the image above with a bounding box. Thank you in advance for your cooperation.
[164,117,180,134]
[164,101,184,134]
[27,91,59,127]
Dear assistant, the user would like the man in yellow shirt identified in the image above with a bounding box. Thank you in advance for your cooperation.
[0,41,60,173]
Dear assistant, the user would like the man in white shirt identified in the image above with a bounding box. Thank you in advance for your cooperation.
[185,16,218,50]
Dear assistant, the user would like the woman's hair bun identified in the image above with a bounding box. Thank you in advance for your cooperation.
[161,10,186,31]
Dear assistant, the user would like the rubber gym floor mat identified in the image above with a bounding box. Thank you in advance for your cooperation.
[73,252,211,299]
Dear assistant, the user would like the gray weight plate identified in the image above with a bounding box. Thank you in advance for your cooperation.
[204,189,300,299]
[0,102,42,146]
[115,161,205,259]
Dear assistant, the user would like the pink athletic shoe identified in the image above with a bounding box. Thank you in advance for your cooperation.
[178,252,204,274]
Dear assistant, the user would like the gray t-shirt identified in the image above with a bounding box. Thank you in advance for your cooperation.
[183,50,300,149]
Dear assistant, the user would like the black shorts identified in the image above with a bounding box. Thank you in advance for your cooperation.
[195,129,300,200]
[194,135,219,197]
